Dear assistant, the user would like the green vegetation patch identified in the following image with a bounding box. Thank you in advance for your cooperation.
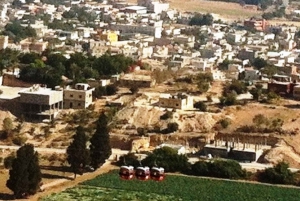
[43,170,300,201]
[42,185,180,201]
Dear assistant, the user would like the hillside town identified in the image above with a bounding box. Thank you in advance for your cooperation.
[2,0,300,200]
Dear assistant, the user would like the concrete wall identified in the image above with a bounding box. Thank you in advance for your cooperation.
[119,79,154,88]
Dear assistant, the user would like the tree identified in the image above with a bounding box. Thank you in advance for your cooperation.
[261,65,278,78]
[106,85,118,95]
[218,59,231,70]
[252,57,267,70]
[166,122,179,133]
[142,147,190,172]
[116,153,140,167]
[194,72,213,93]
[258,162,295,185]
[223,80,247,95]
[6,144,41,199]
[249,84,263,101]
[67,126,90,178]
[253,114,268,128]
[189,13,213,26]
[194,101,207,112]
[219,92,237,106]
[89,112,112,170]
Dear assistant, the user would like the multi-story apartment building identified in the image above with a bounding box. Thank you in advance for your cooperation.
[18,84,63,121]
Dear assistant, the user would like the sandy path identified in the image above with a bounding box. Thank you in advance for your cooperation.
[16,162,118,201]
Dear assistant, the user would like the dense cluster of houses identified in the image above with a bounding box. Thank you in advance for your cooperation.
[0,0,299,121]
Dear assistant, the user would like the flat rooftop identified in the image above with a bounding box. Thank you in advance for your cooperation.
[121,74,152,81]
[0,86,29,100]
[125,5,147,10]
[18,86,59,96]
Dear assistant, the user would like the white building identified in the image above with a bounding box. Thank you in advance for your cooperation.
[156,143,186,155]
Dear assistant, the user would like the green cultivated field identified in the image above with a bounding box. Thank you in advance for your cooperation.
[42,170,300,201]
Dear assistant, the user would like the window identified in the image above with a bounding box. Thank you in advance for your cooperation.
[176,104,179,106]
[70,94,73,98]
[78,103,81,107]
[79,95,82,99]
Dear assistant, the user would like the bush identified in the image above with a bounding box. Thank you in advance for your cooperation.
[191,160,246,179]
[219,92,237,106]
[218,118,231,129]
[166,122,179,133]
[137,127,147,136]
[160,111,173,120]
[191,161,210,176]
[12,136,27,146]
[266,91,280,103]
[93,84,118,98]
[257,162,295,185]
[223,80,247,95]
[142,147,190,172]
[194,101,207,112]
[116,153,140,167]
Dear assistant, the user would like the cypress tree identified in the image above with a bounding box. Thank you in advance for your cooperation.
[67,126,90,178]
[90,112,112,170]
[6,144,41,199]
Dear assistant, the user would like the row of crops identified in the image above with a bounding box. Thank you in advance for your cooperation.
[42,170,300,201]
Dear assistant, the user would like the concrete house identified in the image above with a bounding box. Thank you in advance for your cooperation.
[159,93,193,110]
[119,73,155,88]
[63,83,94,109]
[18,84,63,121]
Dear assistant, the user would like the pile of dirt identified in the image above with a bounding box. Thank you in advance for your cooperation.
[263,139,300,168]
[0,110,16,130]
[116,106,223,133]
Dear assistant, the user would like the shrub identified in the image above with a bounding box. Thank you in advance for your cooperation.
[257,162,295,185]
[116,153,140,167]
[218,118,231,129]
[266,91,280,103]
[223,80,247,95]
[191,161,210,176]
[137,127,147,136]
[191,160,246,179]
[160,111,173,120]
[166,122,179,133]
[142,147,190,172]
[219,92,237,106]
[209,160,246,179]
[194,101,207,112]
[12,136,27,146]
